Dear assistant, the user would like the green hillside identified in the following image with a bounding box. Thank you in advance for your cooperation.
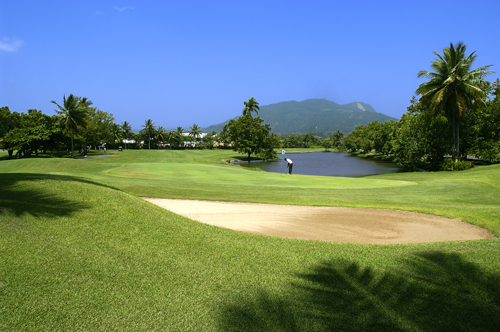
[202,99,397,136]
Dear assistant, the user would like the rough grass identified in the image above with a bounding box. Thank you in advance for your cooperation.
[1,149,500,331]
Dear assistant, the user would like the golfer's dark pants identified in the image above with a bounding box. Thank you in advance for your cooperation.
[288,164,293,174]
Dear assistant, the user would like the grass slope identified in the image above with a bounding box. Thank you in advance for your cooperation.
[1,149,500,331]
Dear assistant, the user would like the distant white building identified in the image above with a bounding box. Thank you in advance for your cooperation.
[182,132,207,147]
[181,133,207,139]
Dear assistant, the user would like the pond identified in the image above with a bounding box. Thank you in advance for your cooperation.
[233,151,404,177]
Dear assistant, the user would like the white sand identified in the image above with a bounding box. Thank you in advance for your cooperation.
[142,198,495,244]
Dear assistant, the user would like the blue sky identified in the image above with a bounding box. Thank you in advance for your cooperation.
[1,0,499,130]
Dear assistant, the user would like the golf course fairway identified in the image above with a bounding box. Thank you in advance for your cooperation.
[1,149,499,331]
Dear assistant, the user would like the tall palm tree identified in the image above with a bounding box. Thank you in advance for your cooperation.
[165,131,175,149]
[120,121,132,149]
[51,94,92,158]
[141,119,156,149]
[243,97,260,117]
[175,126,184,148]
[188,124,202,147]
[416,42,494,160]
[156,126,166,148]
[110,123,121,149]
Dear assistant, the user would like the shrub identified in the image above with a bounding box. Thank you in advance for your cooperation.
[440,158,473,171]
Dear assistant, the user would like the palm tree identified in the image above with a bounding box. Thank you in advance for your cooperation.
[188,124,202,147]
[51,94,92,158]
[110,123,121,149]
[165,131,175,149]
[120,121,132,148]
[156,126,166,148]
[175,126,184,148]
[243,97,260,117]
[141,119,156,149]
[416,42,494,160]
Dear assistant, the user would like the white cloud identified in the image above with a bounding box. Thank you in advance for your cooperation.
[114,6,135,11]
[0,37,24,52]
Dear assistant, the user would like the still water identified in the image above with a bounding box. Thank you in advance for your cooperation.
[234,152,403,177]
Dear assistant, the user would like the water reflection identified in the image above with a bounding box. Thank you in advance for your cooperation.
[233,152,403,177]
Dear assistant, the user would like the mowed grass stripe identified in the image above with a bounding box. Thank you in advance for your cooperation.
[103,162,415,189]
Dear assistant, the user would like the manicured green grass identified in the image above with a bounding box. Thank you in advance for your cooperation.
[1,149,500,331]
[0,150,10,160]
[2,149,498,234]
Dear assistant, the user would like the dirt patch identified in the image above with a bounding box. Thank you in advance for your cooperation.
[142,198,495,244]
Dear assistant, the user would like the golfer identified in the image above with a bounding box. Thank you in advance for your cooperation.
[284,158,293,175]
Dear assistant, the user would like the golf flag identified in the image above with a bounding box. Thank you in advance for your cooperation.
[282,150,285,155]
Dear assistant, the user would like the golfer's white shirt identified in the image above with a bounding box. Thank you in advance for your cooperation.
[286,159,293,164]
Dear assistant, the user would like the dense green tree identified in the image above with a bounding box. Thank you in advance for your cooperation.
[223,114,276,160]
[331,130,345,150]
[302,133,314,148]
[280,133,320,148]
[462,79,500,163]
[51,94,92,158]
[372,120,397,156]
[242,97,260,117]
[82,108,114,153]
[2,110,57,158]
[0,107,20,139]
[416,42,494,160]
[392,99,449,171]
[0,107,22,157]
[281,134,300,148]
[344,124,373,153]
[342,121,396,155]
[321,137,332,151]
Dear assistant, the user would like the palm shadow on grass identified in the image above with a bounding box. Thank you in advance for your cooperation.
[0,173,118,218]
[218,251,500,332]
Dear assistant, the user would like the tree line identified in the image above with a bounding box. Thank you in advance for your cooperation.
[2,43,498,170]
[337,83,500,171]
[338,43,499,170]
[0,95,278,159]
[274,42,499,171]
[0,94,231,158]
[0,95,132,158]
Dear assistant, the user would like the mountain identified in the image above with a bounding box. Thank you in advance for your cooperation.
[202,99,397,136]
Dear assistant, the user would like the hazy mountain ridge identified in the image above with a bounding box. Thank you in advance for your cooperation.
[202,99,397,136]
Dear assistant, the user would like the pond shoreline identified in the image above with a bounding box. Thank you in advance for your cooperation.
[232,151,404,177]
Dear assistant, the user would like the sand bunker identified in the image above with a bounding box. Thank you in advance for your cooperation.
[142,198,495,244]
